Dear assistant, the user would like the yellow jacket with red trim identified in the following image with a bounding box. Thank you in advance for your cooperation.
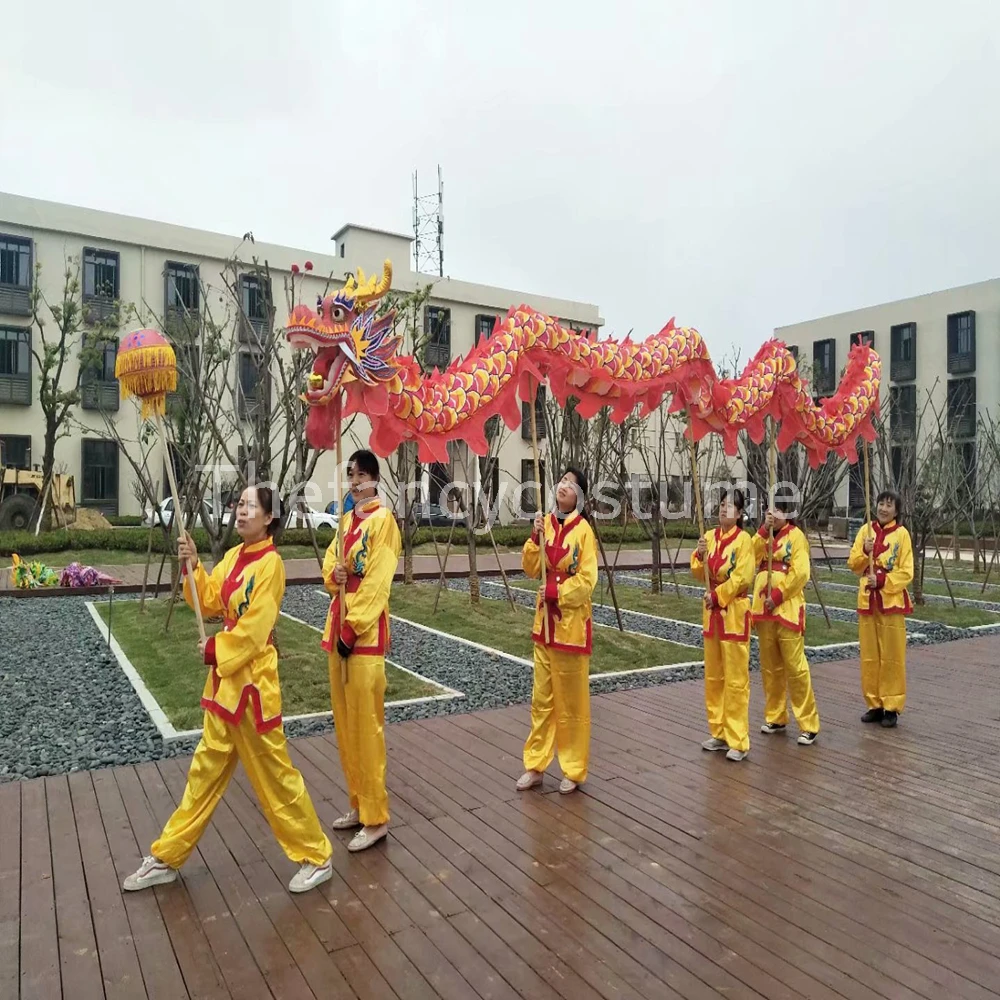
[322,500,402,655]
[847,520,914,614]
[690,526,755,642]
[751,523,810,632]
[522,512,598,653]
[183,538,284,733]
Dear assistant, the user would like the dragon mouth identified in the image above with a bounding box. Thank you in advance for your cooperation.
[299,346,358,404]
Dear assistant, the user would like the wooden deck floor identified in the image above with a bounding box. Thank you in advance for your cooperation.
[3,638,999,1000]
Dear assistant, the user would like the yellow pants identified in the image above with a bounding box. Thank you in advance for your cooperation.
[756,621,821,733]
[858,610,907,713]
[523,644,590,783]
[152,709,331,869]
[704,636,750,752]
[329,652,390,826]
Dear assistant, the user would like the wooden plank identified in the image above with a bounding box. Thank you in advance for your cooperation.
[44,776,103,1000]
[114,765,229,1000]
[0,782,22,1000]
[18,780,60,1000]
[68,770,147,1000]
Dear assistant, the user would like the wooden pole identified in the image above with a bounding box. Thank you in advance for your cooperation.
[766,418,777,592]
[156,412,206,642]
[529,377,550,644]
[334,422,348,685]
[688,414,704,536]
[863,439,874,577]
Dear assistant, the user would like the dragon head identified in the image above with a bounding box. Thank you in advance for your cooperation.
[286,259,402,407]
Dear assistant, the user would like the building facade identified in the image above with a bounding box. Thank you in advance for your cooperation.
[0,192,603,523]
[775,277,998,514]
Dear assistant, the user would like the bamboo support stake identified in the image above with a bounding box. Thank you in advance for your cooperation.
[334,424,348,685]
[766,417,777,593]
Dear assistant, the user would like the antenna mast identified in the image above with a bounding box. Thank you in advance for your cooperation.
[412,165,444,276]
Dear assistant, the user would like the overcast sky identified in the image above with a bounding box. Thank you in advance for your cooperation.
[3,1,999,364]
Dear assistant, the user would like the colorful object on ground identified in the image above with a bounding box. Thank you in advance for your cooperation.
[115,328,178,418]
[286,261,880,467]
[59,563,123,588]
[10,553,60,589]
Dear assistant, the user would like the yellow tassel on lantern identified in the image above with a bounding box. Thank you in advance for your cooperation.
[115,329,178,419]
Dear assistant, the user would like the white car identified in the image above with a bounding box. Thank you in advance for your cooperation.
[284,506,339,531]
[143,496,231,529]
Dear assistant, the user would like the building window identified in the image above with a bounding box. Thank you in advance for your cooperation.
[81,335,119,412]
[0,234,32,316]
[0,435,31,469]
[947,377,976,439]
[812,338,836,397]
[847,442,871,516]
[427,462,450,507]
[477,454,500,510]
[81,438,119,514]
[0,326,31,405]
[891,444,916,490]
[238,350,269,420]
[475,314,497,346]
[850,330,875,351]
[423,306,451,369]
[521,385,547,440]
[889,383,916,442]
[340,243,345,258]
[890,322,916,382]
[788,344,799,362]
[239,274,271,342]
[958,440,977,503]
[520,459,546,516]
[166,344,201,409]
[165,261,200,335]
[947,311,975,374]
[82,247,120,325]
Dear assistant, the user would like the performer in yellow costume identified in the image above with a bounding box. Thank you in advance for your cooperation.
[751,498,820,745]
[847,489,913,728]
[323,449,401,851]
[517,467,598,794]
[691,488,756,761]
[124,487,333,894]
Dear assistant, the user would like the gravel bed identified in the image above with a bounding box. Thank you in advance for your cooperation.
[1,573,993,782]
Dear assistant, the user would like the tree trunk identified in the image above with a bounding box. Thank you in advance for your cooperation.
[650,493,662,594]
[467,522,480,603]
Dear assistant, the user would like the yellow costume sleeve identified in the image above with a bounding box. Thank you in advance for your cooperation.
[183,559,225,617]
[774,529,810,601]
[321,531,342,597]
[690,542,706,582]
[716,533,755,607]
[343,514,401,640]
[522,533,542,579]
[880,528,914,596]
[213,555,284,678]
[847,524,871,575]
[558,522,598,609]
[751,531,767,565]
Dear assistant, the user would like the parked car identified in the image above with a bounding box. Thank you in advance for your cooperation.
[285,506,339,531]
[407,502,467,527]
[143,496,231,529]
[325,497,355,517]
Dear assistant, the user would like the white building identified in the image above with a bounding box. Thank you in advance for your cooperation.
[0,192,604,522]
[776,277,997,514]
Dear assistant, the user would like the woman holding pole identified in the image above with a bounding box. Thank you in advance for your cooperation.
[124,486,334,893]
[691,488,756,761]
[322,449,401,850]
[847,486,913,728]
[517,467,598,794]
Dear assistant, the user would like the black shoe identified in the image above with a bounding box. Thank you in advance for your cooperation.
[760,722,786,735]
[880,711,898,728]
[861,708,884,723]
[797,731,818,745]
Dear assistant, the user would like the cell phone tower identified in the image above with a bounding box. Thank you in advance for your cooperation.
[412,165,444,277]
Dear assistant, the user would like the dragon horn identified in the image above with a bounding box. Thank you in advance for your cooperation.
[355,259,393,304]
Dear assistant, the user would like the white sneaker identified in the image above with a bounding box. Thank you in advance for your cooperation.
[726,748,748,762]
[516,770,543,790]
[348,824,388,852]
[702,737,728,752]
[331,809,361,830]
[123,856,177,891]
[558,778,578,794]
[288,859,333,893]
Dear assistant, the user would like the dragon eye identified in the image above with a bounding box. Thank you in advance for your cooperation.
[331,307,346,322]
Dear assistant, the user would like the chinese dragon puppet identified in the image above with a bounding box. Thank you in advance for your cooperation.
[285,259,880,466]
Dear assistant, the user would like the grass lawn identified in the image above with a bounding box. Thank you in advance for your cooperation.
[816,565,1000,599]
[14,548,153,567]
[93,599,445,731]
[390,583,699,672]
[510,577,859,646]
[808,582,1000,626]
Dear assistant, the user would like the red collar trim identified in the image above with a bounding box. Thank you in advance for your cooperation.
[220,539,275,609]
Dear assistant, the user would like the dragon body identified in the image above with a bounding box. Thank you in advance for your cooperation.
[286,260,880,467]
